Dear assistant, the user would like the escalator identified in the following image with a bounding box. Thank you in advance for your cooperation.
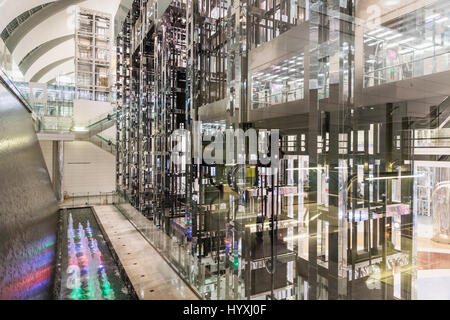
[73,112,118,140]
[414,96,450,130]
[72,112,119,155]
[89,134,117,155]
[411,96,450,162]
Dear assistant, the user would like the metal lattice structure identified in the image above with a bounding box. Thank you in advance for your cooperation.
[75,7,112,101]
[115,0,426,300]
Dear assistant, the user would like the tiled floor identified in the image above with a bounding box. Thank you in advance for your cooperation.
[93,205,198,300]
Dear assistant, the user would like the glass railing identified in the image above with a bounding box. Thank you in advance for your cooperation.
[0,39,34,111]
[61,191,118,208]
[27,83,77,132]
[75,108,118,129]
[363,4,450,88]
[113,192,243,300]
[251,87,305,109]
[364,50,450,87]
[90,135,116,154]
[39,116,74,132]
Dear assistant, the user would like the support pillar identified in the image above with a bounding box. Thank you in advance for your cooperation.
[52,140,64,202]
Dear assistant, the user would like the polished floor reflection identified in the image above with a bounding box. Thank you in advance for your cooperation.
[416,216,450,299]
[93,205,198,300]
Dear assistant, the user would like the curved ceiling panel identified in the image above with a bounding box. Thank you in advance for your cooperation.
[40,63,75,84]
[12,10,75,65]
[6,0,84,52]
[0,0,53,32]
[25,39,74,81]
[30,56,73,82]
[46,71,74,84]
[19,35,74,75]
[1,3,53,42]
[4,0,122,84]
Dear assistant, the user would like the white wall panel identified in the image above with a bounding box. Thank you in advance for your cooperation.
[73,99,114,125]
[39,140,115,195]
[39,140,54,181]
[63,140,115,194]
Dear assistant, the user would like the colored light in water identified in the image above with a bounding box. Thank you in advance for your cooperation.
[71,288,83,300]
[66,216,117,300]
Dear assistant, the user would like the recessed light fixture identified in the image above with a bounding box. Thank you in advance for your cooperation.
[385,33,402,41]
[426,13,440,21]
[367,28,384,36]
[415,42,433,49]
[378,30,393,37]
[399,48,413,54]
[384,0,400,6]
[398,37,415,44]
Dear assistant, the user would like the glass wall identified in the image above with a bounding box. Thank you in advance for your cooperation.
[26,82,76,131]
[115,0,450,300]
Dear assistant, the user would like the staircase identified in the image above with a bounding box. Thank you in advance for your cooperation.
[74,112,118,140]
[412,96,450,161]
[414,97,450,129]
[89,134,117,155]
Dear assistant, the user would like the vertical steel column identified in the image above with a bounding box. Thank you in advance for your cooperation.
[52,140,64,202]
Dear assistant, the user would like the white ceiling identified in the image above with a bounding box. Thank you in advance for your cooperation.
[1,0,121,83]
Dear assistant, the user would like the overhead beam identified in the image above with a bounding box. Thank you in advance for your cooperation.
[18,35,74,75]
[30,56,73,82]
[6,0,84,52]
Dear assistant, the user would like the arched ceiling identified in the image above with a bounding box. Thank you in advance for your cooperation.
[18,35,74,75]
[1,0,121,83]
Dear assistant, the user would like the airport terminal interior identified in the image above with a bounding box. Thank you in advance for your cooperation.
[1,0,450,300]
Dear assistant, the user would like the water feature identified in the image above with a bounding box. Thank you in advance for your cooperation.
[58,208,134,300]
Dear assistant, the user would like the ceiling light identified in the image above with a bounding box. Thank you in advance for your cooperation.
[415,42,433,49]
[386,37,414,48]
[399,48,413,54]
[366,174,421,181]
[367,28,384,36]
[426,13,440,21]
[398,37,415,44]
[385,33,402,41]
[378,30,393,37]
[384,0,400,6]
[73,127,88,132]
